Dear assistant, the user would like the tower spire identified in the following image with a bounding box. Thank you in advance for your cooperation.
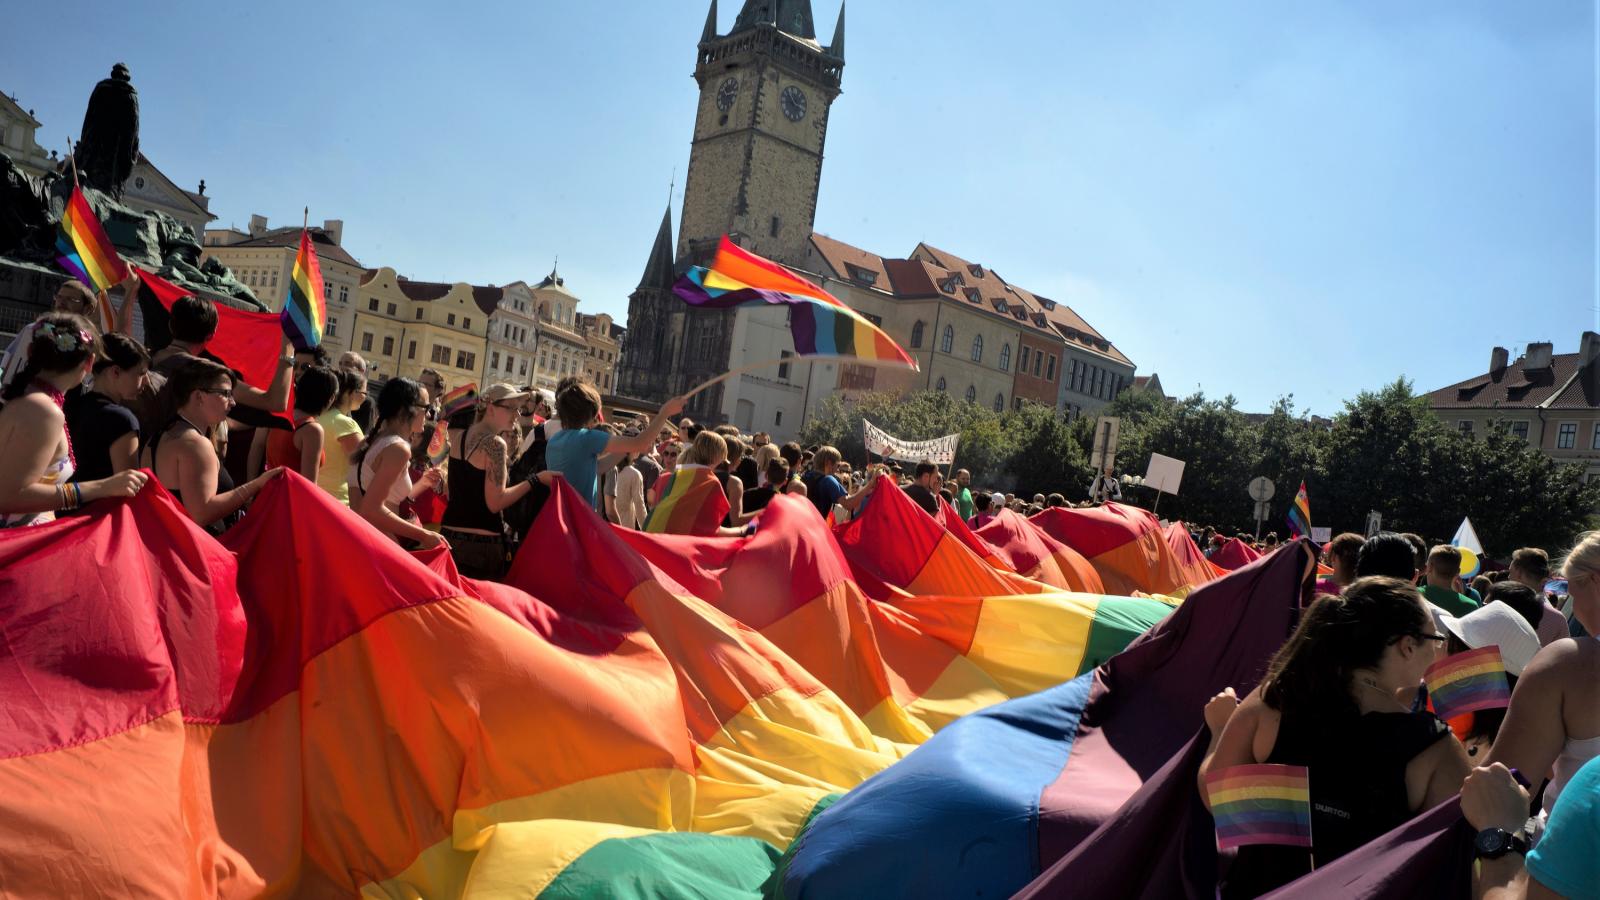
[638,202,676,291]
[701,0,718,44]
[828,1,844,60]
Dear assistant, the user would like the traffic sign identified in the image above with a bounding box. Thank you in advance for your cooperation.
[1248,476,1275,503]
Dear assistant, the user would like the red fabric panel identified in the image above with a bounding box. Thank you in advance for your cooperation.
[141,267,284,407]
[0,474,246,756]
[935,498,1009,568]
[1210,538,1261,571]
[833,477,944,590]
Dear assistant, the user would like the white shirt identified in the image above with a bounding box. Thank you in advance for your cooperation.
[615,464,645,529]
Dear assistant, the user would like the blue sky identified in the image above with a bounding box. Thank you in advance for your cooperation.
[5,1,1593,414]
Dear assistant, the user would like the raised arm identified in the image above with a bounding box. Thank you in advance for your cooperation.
[233,335,295,412]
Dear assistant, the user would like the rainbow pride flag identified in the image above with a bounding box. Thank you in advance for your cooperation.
[280,230,325,351]
[674,236,916,368]
[643,465,729,536]
[1032,502,1219,597]
[1425,645,1510,720]
[425,421,449,466]
[1286,481,1312,541]
[1205,763,1312,850]
[974,508,1105,593]
[438,383,477,419]
[55,182,127,295]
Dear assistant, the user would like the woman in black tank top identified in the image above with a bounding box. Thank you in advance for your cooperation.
[440,384,544,580]
[1200,573,1471,898]
[144,357,280,535]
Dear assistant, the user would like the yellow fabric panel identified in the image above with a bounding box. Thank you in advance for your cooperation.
[907,534,1038,597]
[897,654,1011,733]
[965,593,1100,696]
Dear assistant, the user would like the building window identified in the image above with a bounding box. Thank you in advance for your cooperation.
[368,298,379,311]
[1593,423,1600,450]
[326,317,338,337]
[1558,423,1578,449]
[778,350,792,381]
[1033,352,1043,377]
[1046,355,1056,381]
[910,320,925,349]
[408,341,417,360]
[970,334,983,362]
[520,359,528,376]
[940,325,954,353]
[323,282,331,299]
[381,336,394,356]
[936,377,946,392]
[456,350,475,370]
[491,351,501,370]
[447,313,456,326]
[415,308,424,320]
[463,317,471,330]
[1510,421,1529,442]
[999,344,1011,372]
[965,385,977,403]
[1019,346,1031,373]
[1459,420,1474,436]
[539,352,547,370]
[431,344,451,365]
[774,410,783,426]
[993,393,1004,413]
[770,215,780,237]
[360,332,373,352]
[338,285,348,304]
[386,303,397,316]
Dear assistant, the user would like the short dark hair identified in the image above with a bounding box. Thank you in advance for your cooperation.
[765,457,790,485]
[169,295,219,343]
[335,367,366,398]
[1511,548,1550,581]
[915,460,938,479]
[1485,581,1544,631]
[94,331,150,374]
[555,378,602,429]
[293,365,340,416]
[294,345,331,366]
[1326,532,1365,572]
[1357,532,1419,579]
[1047,493,1066,507]
[1401,533,1428,568]
[780,442,802,467]
[974,492,992,512]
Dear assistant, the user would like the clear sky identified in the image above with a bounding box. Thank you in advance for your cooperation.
[5,1,1594,414]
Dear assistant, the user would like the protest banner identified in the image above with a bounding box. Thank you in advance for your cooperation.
[862,419,960,465]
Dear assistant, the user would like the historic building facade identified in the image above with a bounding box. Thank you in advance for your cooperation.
[577,311,621,394]
[530,268,589,391]
[482,280,539,386]
[617,1,846,421]
[202,217,361,359]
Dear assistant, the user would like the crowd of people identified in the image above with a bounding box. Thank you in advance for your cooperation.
[0,292,1596,898]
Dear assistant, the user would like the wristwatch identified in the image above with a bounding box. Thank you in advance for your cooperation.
[1473,828,1529,860]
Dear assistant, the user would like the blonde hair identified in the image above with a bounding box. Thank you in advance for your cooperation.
[1560,532,1600,581]
[754,443,779,474]
[682,430,727,467]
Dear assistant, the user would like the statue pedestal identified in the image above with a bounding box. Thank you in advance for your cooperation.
[0,259,67,339]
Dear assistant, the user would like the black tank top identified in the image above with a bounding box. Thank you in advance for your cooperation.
[1221,709,1450,898]
[441,432,503,533]
[151,417,237,535]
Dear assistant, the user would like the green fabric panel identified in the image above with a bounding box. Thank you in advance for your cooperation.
[1078,596,1175,675]
[766,793,844,900]
[540,831,781,900]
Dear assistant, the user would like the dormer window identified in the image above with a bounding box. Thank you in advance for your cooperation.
[1039,298,1057,311]
[964,287,981,303]
[939,277,959,294]
[1031,313,1046,326]
[967,264,984,278]
[844,263,878,286]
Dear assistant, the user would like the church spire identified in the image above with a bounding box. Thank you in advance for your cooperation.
[828,1,844,60]
[701,0,718,44]
[732,0,815,41]
[637,202,676,291]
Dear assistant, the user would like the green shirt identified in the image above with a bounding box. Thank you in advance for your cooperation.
[955,486,974,520]
[1421,583,1479,618]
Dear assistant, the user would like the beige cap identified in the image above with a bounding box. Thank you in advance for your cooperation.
[480,383,531,403]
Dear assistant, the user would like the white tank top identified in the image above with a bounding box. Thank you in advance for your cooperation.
[1543,733,1600,818]
[351,433,412,511]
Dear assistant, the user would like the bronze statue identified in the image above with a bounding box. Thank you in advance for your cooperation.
[75,63,139,198]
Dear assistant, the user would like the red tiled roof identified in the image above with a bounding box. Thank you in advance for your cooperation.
[471,285,503,317]
[1424,352,1583,410]
[220,227,362,269]
[810,233,893,291]
[396,278,451,302]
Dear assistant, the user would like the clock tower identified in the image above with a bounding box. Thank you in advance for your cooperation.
[617,0,845,416]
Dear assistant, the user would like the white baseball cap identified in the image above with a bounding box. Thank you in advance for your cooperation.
[1438,602,1542,677]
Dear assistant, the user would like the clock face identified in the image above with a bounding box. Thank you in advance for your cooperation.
[780,85,807,121]
[716,78,739,112]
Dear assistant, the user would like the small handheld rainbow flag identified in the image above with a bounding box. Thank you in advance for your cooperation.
[426,421,449,466]
[280,229,325,351]
[1286,481,1312,541]
[1205,763,1312,850]
[673,236,916,368]
[1425,645,1510,721]
[438,384,477,419]
[644,466,730,536]
[56,182,128,298]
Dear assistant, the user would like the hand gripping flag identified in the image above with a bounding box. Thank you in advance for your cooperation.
[280,229,325,351]
[673,236,917,368]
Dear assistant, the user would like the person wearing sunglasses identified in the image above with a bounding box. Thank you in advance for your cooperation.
[439,383,548,579]
[1200,574,1470,898]
[350,378,446,550]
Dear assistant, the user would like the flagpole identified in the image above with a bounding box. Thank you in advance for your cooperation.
[681,356,918,403]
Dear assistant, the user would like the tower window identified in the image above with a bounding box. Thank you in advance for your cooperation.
[910,320,925,349]
[770,216,781,237]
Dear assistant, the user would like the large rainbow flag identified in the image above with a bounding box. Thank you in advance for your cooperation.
[280,229,325,351]
[1032,502,1219,596]
[974,507,1105,593]
[0,465,1197,895]
[674,236,917,368]
[55,181,128,295]
[1287,480,1313,541]
[642,465,730,536]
